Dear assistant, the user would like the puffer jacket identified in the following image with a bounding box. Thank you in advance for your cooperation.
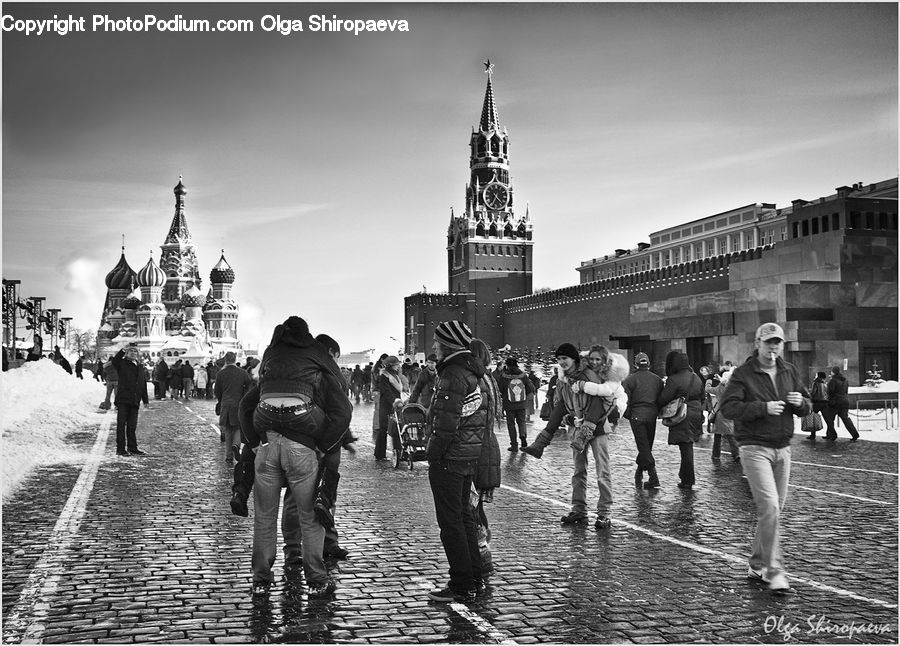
[657,351,704,444]
[426,350,486,466]
[720,352,811,449]
[826,373,851,408]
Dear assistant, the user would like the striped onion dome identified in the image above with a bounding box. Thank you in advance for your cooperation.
[137,255,166,288]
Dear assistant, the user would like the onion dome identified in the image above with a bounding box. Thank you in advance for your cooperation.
[122,287,142,310]
[137,255,166,288]
[180,284,205,308]
[210,252,235,284]
[174,176,187,196]
[105,252,137,290]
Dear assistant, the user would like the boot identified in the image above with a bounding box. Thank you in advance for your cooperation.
[315,467,341,529]
[643,467,660,489]
[634,468,643,487]
[521,428,553,459]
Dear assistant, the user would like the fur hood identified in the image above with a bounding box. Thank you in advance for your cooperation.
[606,352,631,383]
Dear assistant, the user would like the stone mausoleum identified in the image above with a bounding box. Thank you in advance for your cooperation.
[97,178,242,363]
[404,69,897,384]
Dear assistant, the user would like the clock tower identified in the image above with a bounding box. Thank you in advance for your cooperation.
[446,62,533,348]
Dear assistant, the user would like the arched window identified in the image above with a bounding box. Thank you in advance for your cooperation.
[503,223,513,237]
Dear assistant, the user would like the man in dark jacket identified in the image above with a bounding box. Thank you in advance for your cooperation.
[496,357,537,452]
[241,316,352,600]
[823,367,859,441]
[426,320,485,604]
[152,358,169,400]
[622,352,663,489]
[409,354,438,409]
[215,351,253,462]
[181,361,195,400]
[721,322,811,595]
[112,345,150,456]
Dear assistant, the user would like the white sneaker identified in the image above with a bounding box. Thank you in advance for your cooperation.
[747,566,770,583]
[768,572,792,594]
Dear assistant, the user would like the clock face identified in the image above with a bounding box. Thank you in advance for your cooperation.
[483,182,509,210]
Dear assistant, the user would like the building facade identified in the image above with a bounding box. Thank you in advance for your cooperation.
[97,178,242,362]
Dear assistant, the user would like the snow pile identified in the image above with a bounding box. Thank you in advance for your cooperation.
[850,380,899,394]
[1,361,105,502]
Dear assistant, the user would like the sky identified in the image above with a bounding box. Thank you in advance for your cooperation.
[2,2,897,356]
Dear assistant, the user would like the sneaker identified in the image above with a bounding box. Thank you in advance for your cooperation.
[307,579,336,599]
[473,579,486,596]
[507,445,518,452]
[428,586,476,603]
[677,482,693,489]
[324,545,349,560]
[129,449,146,455]
[116,450,130,456]
[643,477,660,489]
[521,444,544,459]
[594,516,611,530]
[747,566,770,583]
[560,511,588,524]
[251,581,271,597]
[768,572,793,594]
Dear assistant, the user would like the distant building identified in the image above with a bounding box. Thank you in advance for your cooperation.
[97,178,242,363]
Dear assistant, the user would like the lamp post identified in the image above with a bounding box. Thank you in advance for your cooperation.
[60,317,72,354]
[2,278,21,355]
[27,297,46,350]
[47,308,61,351]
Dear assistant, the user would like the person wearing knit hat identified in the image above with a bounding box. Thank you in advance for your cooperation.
[622,352,663,489]
[409,353,439,409]
[425,320,487,603]
[497,355,536,452]
[555,343,579,363]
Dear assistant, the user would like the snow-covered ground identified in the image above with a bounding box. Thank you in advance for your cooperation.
[1,363,897,503]
[1,360,106,502]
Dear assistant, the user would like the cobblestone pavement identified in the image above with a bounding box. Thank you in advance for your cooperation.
[2,398,897,644]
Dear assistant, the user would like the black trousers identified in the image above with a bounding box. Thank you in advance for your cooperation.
[115,403,140,453]
[629,417,657,471]
[823,405,859,439]
[374,419,402,460]
[505,408,527,447]
[677,442,695,486]
[429,463,482,592]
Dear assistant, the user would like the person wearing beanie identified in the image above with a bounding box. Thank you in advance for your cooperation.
[622,352,664,488]
[496,356,536,451]
[375,355,409,461]
[823,366,859,441]
[425,320,486,603]
[410,353,439,408]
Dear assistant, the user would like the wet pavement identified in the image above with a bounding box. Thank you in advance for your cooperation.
[2,397,897,643]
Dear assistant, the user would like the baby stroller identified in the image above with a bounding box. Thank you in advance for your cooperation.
[392,401,429,470]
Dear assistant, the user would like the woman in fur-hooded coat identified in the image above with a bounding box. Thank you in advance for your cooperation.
[657,351,703,488]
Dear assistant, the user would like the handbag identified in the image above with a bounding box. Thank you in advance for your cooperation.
[801,411,823,432]
[660,397,687,427]
[539,399,553,421]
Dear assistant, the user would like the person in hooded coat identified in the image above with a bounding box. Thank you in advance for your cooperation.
[375,355,409,461]
[823,366,859,441]
[657,350,704,489]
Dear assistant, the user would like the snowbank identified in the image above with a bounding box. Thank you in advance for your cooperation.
[1,361,105,502]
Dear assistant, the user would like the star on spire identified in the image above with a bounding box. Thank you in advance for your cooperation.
[483,59,494,76]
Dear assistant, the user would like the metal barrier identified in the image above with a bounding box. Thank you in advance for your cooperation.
[852,398,899,430]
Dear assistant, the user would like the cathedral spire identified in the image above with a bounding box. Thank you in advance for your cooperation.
[479,60,500,131]
[165,176,192,244]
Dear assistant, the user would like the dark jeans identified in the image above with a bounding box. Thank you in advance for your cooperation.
[505,408,527,447]
[629,417,656,471]
[116,403,140,453]
[428,463,482,592]
[823,405,859,440]
[374,419,402,460]
[153,380,165,399]
[677,442,695,486]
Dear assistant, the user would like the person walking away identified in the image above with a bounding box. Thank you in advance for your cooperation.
[410,354,439,410]
[823,366,859,441]
[168,359,183,398]
[101,356,119,409]
[496,357,536,452]
[469,338,502,577]
[181,360,195,401]
[805,371,828,440]
[75,356,84,379]
[362,363,373,402]
[244,316,352,599]
[555,344,628,529]
[426,321,486,603]
[622,352,663,488]
[152,358,169,400]
[708,368,740,462]
[375,356,409,461]
[720,322,811,594]
[112,344,150,456]
[657,351,703,489]
[216,351,253,463]
[350,365,365,404]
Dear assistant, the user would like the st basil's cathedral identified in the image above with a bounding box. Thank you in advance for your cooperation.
[96,178,242,362]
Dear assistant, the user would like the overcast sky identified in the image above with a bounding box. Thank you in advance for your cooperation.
[2,2,897,356]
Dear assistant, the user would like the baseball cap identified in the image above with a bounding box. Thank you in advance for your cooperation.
[634,352,650,367]
[756,322,785,342]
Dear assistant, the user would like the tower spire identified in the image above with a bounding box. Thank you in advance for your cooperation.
[480,60,500,131]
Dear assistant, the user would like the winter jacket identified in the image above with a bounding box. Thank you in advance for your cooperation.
[623,367,663,421]
[103,360,119,383]
[707,381,734,436]
[168,362,182,387]
[350,368,366,388]
[111,349,149,407]
[720,352,811,449]
[826,373,851,409]
[377,370,409,431]
[657,351,704,444]
[554,359,622,436]
[206,362,220,383]
[475,373,502,492]
[410,367,438,408]
[426,350,487,468]
[195,366,208,389]
[496,367,536,411]
[246,321,353,452]
[215,364,253,427]
[152,360,169,383]
[181,363,195,379]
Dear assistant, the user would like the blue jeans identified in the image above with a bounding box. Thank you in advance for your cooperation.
[252,433,326,585]
[741,445,791,578]
[568,430,612,517]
